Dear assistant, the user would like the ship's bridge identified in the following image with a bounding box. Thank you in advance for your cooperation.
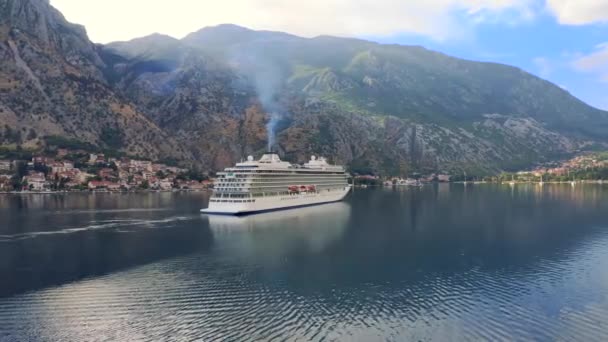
[304,156,345,172]
[234,153,292,170]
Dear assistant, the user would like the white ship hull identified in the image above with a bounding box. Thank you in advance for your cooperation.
[201,186,351,215]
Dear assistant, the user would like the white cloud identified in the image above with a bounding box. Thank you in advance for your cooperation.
[50,0,537,43]
[546,0,608,25]
[572,43,608,83]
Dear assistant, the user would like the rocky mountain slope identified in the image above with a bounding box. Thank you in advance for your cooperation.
[2,1,608,174]
[0,0,190,162]
[104,24,608,173]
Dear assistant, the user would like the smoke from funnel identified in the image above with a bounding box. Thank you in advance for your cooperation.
[266,112,280,151]
[253,64,283,152]
[229,47,285,152]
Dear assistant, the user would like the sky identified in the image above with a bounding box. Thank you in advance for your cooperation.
[50,0,608,110]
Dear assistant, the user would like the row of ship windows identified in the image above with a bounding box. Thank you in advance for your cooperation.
[218,178,347,183]
[214,186,344,192]
[221,177,348,180]
[221,175,346,178]
[220,179,346,183]
[218,171,345,177]
[216,184,346,188]
[209,199,256,203]
[216,180,348,184]
[221,170,344,174]
[216,182,347,188]
[217,181,346,186]
[221,172,346,175]
[211,189,340,201]
[218,178,342,183]
[279,196,313,201]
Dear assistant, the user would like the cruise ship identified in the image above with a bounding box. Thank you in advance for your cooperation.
[201,152,352,215]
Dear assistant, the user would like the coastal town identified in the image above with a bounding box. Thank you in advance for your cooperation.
[0,149,211,193]
[1,148,607,193]
[525,153,608,180]
[493,152,608,184]
[353,152,608,186]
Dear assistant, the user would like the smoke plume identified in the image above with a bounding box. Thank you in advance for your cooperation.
[253,62,283,152]
[230,46,285,152]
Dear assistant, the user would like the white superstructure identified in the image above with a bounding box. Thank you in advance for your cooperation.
[201,153,351,215]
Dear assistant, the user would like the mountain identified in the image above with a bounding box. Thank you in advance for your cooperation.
[0,0,190,161]
[185,25,608,138]
[103,24,608,173]
[2,1,608,174]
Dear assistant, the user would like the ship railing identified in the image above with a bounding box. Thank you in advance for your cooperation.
[215,181,348,188]
[216,179,347,186]
[221,169,345,174]
[218,174,347,179]
[212,185,348,199]
[213,185,347,193]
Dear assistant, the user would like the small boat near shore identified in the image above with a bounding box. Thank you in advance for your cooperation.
[398,179,423,187]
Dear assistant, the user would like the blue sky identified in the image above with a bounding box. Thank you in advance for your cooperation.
[52,0,608,110]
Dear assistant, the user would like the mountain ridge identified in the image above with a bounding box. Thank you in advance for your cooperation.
[1,0,607,174]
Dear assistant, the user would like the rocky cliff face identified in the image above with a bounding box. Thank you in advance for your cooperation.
[2,1,607,174]
[1,0,103,75]
[0,0,189,161]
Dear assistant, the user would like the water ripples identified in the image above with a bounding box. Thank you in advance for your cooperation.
[2,231,608,341]
[0,216,195,242]
[2,189,608,341]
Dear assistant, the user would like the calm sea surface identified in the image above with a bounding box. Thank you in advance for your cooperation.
[1,185,608,341]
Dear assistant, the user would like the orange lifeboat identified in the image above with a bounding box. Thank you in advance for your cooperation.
[288,185,299,193]
[307,185,316,192]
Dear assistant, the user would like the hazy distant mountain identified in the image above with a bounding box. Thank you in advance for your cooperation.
[2,0,608,173]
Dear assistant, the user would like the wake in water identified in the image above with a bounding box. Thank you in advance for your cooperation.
[47,208,173,215]
[0,216,196,242]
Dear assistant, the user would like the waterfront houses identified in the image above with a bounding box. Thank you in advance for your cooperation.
[98,168,116,180]
[88,181,121,191]
[0,175,10,191]
[49,161,74,173]
[56,149,69,158]
[88,153,105,165]
[526,153,608,179]
[159,179,173,191]
[31,156,50,165]
[0,149,208,192]
[23,172,47,191]
[437,174,451,182]
[75,171,94,184]
[0,160,11,171]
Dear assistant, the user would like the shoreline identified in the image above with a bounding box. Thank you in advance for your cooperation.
[3,181,605,194]
[0,189,212,195]
[455,181,606,185]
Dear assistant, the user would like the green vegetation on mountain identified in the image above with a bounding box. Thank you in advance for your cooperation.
[1,2,608,175]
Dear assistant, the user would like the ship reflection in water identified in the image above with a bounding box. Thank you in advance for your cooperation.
[205,202,351,262]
